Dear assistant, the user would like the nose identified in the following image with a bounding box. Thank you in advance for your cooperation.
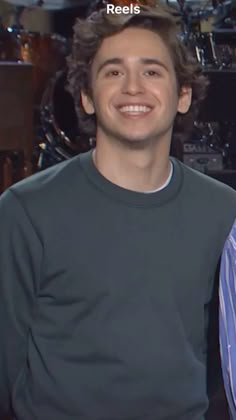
[121,71,144,95]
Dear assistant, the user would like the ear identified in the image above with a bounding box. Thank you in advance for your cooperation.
[80,91,95,115]
[177,86,192,114]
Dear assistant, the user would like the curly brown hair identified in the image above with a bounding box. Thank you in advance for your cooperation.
[67,4,209,145]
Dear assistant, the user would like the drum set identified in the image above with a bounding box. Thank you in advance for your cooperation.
[0,0,94,170]
[1,0,236,169]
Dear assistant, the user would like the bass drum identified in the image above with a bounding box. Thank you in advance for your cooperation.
[39,70,94,169]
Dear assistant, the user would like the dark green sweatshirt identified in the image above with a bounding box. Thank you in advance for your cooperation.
[0,151,236,420]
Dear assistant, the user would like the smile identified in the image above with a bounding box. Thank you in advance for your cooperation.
[119,105,152,115]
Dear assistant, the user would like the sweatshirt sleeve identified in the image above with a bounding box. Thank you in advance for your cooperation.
[0,188,42,416]
[219,225,236,419]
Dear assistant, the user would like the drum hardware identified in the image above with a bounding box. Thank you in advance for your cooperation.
[192,32,219,67]
[190,29,236,69]
[38,70,95,169]
[40,103,81,154]
[192,121,222,148]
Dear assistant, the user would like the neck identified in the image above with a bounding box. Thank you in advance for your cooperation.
[93,141,171,193]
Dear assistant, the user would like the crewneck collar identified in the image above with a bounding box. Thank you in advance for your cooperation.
[144,161,173,193]
[78,150,183,208]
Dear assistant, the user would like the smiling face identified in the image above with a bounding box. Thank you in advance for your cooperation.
[81,26,191,150]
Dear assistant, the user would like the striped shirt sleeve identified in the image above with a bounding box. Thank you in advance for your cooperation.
[219,223,236,419]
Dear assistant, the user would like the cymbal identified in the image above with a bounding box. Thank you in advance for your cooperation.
[4,0,84,10]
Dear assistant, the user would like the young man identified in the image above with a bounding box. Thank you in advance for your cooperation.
[0,4,236,420]
[219,224,236,419]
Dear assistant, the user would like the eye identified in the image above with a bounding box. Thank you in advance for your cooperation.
[145,69,161,77]
[105,69,121,77]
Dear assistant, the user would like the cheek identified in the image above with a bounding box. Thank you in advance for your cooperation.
[93,87,116,110]
[153,83,178,107]
[165,81,179,104]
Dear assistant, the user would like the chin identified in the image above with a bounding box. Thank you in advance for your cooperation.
[115,133,157,149]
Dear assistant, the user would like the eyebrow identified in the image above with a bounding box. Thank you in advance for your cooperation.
[96,57,169,74]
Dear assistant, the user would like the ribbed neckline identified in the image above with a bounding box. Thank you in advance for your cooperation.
[78,150,183,208]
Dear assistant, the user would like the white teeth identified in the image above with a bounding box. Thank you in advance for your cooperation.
[119,105,151,113]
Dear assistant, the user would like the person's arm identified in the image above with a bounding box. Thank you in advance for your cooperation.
[0,188,42,417]
[219,225,236,419]
[205,260,231,420]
